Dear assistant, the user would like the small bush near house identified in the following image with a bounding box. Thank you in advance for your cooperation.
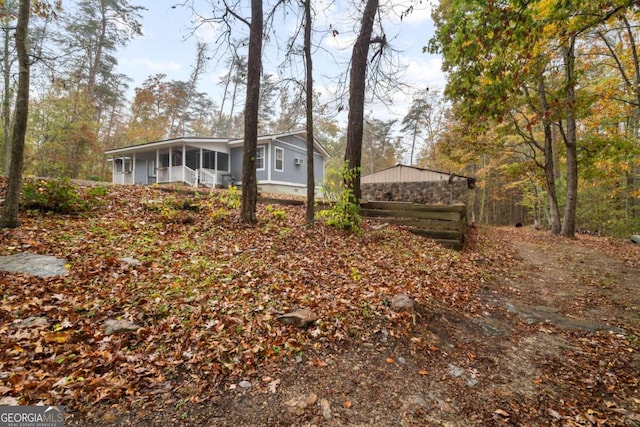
[317,163,362,233]
[219,185,241,209]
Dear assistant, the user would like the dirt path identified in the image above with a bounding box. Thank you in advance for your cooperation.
[87,228,640,427]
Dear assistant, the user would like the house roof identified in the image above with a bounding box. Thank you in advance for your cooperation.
[104,137,231,156]
[104,129,330,158]
[227,129,331,158]
[361,164,476,188]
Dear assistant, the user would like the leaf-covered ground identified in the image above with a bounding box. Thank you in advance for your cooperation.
[1,182,639,426]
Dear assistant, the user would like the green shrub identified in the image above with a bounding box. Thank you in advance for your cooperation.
[86,185,109,197]
[265,204,287,220]
[21,178,89,214]
[180,198,201,212]
[317,163,362,232]
[220,185,241,209]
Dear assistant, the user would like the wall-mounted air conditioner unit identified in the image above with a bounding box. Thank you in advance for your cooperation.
[294,158,303,165]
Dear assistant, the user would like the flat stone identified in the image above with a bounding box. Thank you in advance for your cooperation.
[284,392,318,415]
[447,364,478,387]
[319,398,332,420]
[238,380,252,389]
[15,316,49,329]
[277,308,317,328]
[119,257,141,267]
[505,302,624,333]
[631,235,640,244]
[473,318,510,336]
[0,252,68,278]
[103,319,141,335]
[391,293,414,311]
[448,364,464,378]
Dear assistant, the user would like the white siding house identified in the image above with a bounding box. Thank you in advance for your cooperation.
[105,130,329,196]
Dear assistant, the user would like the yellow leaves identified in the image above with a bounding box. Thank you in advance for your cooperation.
[44,332,71,344]
[540,22,559,40]
[531,0,556,19]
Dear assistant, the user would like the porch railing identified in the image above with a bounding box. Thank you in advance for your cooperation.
[199,168,217,188]
[157,165,198,187]
[113,172,133,185]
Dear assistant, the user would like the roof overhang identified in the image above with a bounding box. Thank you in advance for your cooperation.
[227,130,330,158]
[104,129,330,159]
[105,137,231,157]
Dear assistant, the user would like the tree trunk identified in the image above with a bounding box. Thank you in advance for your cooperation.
[410,125,417,166]
[561,39,578,238]
[1,0,30,228]
[537,74,561,234]
[304,0,315,226]
[240,0,262,224]
[3,16,12,174]
[479,155,487,224]
[344,0,378,201]
[87,0,107,100]
[623,15,640,222]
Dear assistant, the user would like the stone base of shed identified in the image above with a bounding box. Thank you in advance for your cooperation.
[362,181,469,205]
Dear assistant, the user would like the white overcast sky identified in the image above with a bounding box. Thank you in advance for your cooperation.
[116,0,446,126]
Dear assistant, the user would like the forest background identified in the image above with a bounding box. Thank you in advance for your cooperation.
[0,0,639,237]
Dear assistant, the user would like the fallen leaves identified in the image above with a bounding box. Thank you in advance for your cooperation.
[5,185,472,411]
[43,332,70,344]
[2,183,639,425]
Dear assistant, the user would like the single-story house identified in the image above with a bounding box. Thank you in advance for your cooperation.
[361,164,475,204]
[104,129,329,196]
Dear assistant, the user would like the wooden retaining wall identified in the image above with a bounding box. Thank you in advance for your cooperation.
[360,201,467,250]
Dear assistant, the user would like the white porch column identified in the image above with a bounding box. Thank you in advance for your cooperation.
[267,143,272,182]
[198,147,203,187]
[169,146,173,182]
[182,143,186,182]
[156,149,160,182]
[131,153,136,185]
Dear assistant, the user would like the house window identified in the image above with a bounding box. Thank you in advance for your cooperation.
[217,152,229,171]
[114,158,123,173]
[148,160,156,177]
[172,150,182,166]
[256,146,265,170]
[160,153,169,167]
[203,150,216,169]
[275,147,284,172]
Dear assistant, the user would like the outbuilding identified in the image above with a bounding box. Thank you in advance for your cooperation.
[361,164,475,205]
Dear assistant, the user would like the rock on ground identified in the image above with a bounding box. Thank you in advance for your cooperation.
[0,252,68,277]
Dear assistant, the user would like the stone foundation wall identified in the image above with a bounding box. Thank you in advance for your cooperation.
[361,181,469,205]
